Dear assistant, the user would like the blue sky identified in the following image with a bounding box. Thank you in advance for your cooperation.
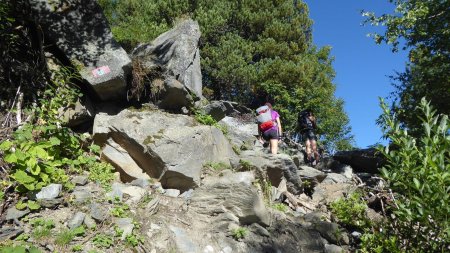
[304,0,408,148]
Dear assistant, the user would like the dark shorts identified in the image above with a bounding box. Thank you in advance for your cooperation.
[262,128,279,141]
[302,129,317,141]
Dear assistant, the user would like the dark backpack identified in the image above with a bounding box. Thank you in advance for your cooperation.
[298,110,313,131]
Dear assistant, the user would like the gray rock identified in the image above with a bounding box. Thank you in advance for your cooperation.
[130,178,150,188]
[333,148,385,174]
[0,227,24,241]
[169,226,199,253]
[218,116,258,149]
[36,184,62,200]
[351,231,362,239]
[220,246,233,253]
[60,98,95,127]
[164,189,181,198]
[83,215,97,229]
[72,176,88,186]
[29,0,131,101]
[312,183,356,205]
[202,170,255,186]
[190,182,270,226]
[102,138,151,182]
[38,198,63,208]
[250,223,270,237]
[90,202,108,222]
[131,19,203,103]
[122,185,147,203]
[298,165,327,182]
[106,182,124,201]
[239,151,303,194]
[68,212,86,229]
[6,207,30,220]
[201,101,252,122]
[179,189,194,200]
[115,217,134,240]
[93,109,236,191]
[325,244,344,253]
[322,173,350,184]
[313,221,349,245]
[72,190,92,204]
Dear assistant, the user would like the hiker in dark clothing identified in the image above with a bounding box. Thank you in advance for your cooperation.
[257,103,282,154]
[298,109,319,166]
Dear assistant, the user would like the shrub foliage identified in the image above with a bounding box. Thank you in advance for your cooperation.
[373,98,450,252]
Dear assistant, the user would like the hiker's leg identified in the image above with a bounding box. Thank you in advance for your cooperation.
[270,139,278,154]
[305,139,312,160]
[311,139,319,161]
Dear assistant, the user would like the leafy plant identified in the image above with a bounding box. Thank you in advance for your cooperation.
[125,234,144,247]
[54,226,85,246]
[0,245,42,253]
[374,98,450,252]
[238,159,252,171]
[194,111,228,134]
[110,199,130,218]
[359,232,401,253]
[30,218,55,240]
[231,227,248,240]
[15,200,40,211]
[203,162,230,171]
[330,191,371,229]
[88,161,115,190]
[272,203,288,213]
[71,245,83,252]
[92,234,114,249]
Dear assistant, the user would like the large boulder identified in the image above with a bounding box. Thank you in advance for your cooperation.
[131,19,202,110]
[30,0,131,101]
[333,148,385,174]
[93,109,236,191]
[239,151,303,194]
[200,100,253,122]
[190,181,270,226]
[219,116,258,149]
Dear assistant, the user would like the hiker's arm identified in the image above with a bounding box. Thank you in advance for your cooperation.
[257,125,264,143]
[276,117,282,136]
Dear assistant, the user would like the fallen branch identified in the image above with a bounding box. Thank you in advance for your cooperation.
[16,91,24,125]
[2,85,21,127]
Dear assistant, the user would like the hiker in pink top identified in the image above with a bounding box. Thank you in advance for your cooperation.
[258,103,283,154]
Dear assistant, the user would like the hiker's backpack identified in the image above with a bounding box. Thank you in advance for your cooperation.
[298,110,314,131]
[256,105,275,131]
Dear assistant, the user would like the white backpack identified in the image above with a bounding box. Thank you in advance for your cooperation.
[256,105,274,131]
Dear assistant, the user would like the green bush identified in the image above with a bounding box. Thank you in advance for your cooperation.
[0,69,115,194]
[330,191,371,229]
[231,227,248,240]
[373,98,450,252]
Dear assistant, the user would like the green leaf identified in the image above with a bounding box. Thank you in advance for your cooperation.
[34,146,48,159]
[27,200,41,210]
[49,137,61,146]
[0,246,26,253]
[28,247,42,253]
[4,153,17,163]
[0,140,13,151]
[15,200,27,210]
[13,170,35,184]
[413,178,421,190]
[30,164,41,176]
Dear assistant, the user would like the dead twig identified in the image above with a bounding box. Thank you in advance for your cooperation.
[2,85,21,127]
[15,91,23,125]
